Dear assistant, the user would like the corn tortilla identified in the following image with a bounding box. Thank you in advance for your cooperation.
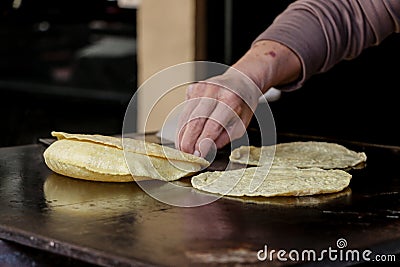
[43,132,209,182]
[191,166,352,197]
[229,141,366,169]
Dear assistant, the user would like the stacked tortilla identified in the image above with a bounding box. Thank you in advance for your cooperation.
[43,131,210,182]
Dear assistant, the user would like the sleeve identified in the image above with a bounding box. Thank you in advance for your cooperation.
[253,0,400,91]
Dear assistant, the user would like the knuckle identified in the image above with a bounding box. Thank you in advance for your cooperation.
[206,120,222,134]
[189,117,206,128]
[187,84,202,98]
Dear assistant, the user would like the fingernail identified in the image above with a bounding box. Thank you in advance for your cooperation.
[193,150,200,157]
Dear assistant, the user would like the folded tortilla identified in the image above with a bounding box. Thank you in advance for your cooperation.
[43,131,210,182]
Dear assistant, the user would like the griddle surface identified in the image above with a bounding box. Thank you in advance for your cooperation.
[1,136,400,266]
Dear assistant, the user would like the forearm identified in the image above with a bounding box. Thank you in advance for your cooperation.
[253,0,400,91]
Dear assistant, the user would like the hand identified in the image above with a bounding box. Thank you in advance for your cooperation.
[175,40,302,157]
[176,68,262,157]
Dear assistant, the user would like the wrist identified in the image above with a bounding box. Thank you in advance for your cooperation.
[232,40,301,93]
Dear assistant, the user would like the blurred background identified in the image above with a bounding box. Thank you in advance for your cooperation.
[0,0,137,146]
[1,0,399,147]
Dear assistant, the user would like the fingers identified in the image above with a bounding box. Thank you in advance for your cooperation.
[175,83,212,136]
[176,83,219,154]
[176,81,255,158]
[194,101,241,157]
[176,98,211,153]
[175,85,201,146]
[214,130,230,149]
[199,114,250,157]
[191,92,249,157]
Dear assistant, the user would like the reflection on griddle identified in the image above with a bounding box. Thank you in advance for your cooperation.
[43,173,145,215]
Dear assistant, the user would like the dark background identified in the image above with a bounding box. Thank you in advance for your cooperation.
[1,0,399,147]
[0,0,136,147]
[201,0,400,147]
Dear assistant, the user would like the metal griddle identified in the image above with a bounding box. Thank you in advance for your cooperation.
[1,133,400,266]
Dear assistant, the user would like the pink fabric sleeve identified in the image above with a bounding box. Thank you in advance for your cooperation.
[253,0,400,91]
